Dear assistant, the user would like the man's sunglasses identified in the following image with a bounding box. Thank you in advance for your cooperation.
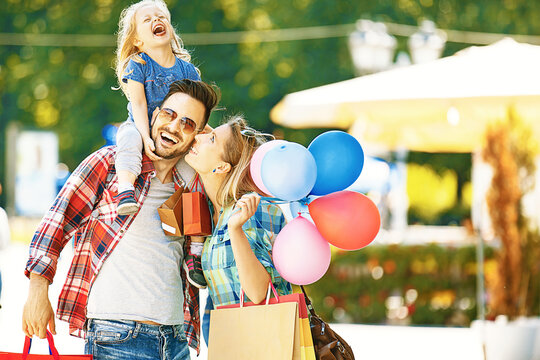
[157,108,200,135]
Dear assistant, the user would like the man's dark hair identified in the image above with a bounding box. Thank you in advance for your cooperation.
[162,79,221,130]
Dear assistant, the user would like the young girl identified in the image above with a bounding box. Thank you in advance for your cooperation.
[114,0,200,214]
[114,0,207,288]
[185,116,292,308]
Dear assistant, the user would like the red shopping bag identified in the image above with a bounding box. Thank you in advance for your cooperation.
[0,331,92,359]
[182,175,212,236]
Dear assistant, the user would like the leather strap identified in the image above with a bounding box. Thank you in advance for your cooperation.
[300,285,318,318]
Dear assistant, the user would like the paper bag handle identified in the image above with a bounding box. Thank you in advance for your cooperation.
[240,282,279,307]
[23,331,60,360]
[188,174,203,192]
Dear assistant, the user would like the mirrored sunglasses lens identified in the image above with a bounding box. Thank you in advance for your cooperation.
[182,118,196,134]
[160,109,176,122]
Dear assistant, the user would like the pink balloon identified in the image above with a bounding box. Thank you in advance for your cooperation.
[272,216,331,285]
[250,140,287,196]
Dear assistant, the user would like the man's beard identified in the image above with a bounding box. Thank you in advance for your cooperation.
[154,143,189,159]
[152,125,191,159]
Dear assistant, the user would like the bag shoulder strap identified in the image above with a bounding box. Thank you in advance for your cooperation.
[300,285,318,318]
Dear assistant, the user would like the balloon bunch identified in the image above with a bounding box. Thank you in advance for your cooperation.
[250,131,381,285]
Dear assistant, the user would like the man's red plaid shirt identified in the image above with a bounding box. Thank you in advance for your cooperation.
[24,146,201,354]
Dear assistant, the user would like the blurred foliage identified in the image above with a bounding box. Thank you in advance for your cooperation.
[407,163,459,222]
[304,244,535,326]
[407,152,472,225]
[482,111,540,318]
[2,0,540,208]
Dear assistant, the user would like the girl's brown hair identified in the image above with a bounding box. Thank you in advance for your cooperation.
[217,116,274,207]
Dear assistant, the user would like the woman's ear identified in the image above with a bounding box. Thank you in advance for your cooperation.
[134,38,143,48]
[216,162,232,174]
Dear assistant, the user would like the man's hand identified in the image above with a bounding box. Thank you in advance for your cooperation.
[143,136,163,161]
[22,274,56,339]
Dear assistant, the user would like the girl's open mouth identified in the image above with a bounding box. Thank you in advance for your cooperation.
[152,23,166,37]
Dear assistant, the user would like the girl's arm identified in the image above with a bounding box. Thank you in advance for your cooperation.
[126,79,162,161]
[227,194,271,304]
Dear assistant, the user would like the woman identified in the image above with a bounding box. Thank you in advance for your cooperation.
[185,116,292,307]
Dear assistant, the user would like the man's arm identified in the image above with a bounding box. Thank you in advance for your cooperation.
[22,147,113,338]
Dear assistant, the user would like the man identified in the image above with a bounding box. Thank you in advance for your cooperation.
[22,79,220,360]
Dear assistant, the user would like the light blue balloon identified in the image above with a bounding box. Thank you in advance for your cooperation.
[308,131,364,196]
[289,195,317,219]
[261,143,317,201]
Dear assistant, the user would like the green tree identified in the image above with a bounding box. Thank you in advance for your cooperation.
[2,0,540,209]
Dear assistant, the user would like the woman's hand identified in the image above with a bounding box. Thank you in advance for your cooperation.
[228,194,260,231]
[143,136,163,161]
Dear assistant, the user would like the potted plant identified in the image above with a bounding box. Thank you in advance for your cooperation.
[477,110,540,360]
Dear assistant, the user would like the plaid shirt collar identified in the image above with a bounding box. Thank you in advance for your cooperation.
[141,155,189,190]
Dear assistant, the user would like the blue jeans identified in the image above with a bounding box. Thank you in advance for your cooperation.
[85,319,190,360]
[202,294,213,346]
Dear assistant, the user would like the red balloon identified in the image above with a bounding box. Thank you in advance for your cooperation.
[308,191,381,250]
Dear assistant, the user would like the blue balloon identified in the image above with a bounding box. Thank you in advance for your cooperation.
[261,142,317,201]
[308,131,364,196]
[289,200,307,218]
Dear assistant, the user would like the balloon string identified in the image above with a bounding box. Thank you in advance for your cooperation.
[259,196,291,204]
[260,196,311,205]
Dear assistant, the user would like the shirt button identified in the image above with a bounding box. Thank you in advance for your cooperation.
[91,210,99,218]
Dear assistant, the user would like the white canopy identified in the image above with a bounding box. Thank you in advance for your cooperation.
[271,38,540,152]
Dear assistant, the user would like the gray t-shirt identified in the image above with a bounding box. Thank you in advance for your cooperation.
[87,176,184,325]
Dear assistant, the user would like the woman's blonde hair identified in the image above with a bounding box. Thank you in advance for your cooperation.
[114,0,197,96]
[217,116,274,207]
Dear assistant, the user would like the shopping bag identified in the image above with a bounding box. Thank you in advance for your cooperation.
[208,284,315,360]
[208,301,300,360]
[0,331,92,359]
[223,291,315,360]
[157,185,186,236]
[182,185,212,237]
[300,285,355,360]
[292,293,317,360]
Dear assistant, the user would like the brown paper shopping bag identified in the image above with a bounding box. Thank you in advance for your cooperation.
[157,185,186,236]
[208,301,300,360]
[208,284,314,360]
[218,290,315,360]
[0,331,93,359]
